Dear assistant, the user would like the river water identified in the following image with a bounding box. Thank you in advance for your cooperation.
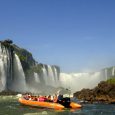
[0,96,115,115]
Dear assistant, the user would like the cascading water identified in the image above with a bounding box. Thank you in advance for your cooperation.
[59,70,109,93]
[0,43,13,91]
[42,65,49,85]
[12,53,26,92]
[47,65,55,87]
[48,65,56,87]
[34,72,40,83]
[105,69,108,81]
[1,41,115,94]
[41,65,60,87]
[0,43,7,90]
[40,65,114,93]
[112,67,115,76]
[54,67,59,87]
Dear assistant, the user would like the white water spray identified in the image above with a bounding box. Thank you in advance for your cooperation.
[0,44,8,90]
[59,71,107,93]
[34,72,40,83]
[47,65,56,87]
[42,65,49,85]
[112,67,115,76]
[13,53,26,92]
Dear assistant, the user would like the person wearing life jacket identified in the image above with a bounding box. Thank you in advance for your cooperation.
[39,96,45,102]
[57,94,63,104]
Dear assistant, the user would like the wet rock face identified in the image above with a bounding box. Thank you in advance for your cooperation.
[74,81,115,104]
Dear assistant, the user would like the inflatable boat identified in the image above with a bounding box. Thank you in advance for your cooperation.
[18,97,82,109]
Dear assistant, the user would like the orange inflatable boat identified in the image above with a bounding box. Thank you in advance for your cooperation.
[18,98,82,109]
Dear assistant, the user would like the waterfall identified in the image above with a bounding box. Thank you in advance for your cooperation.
[104,69,108,80]
[0,43,11,91]
[0,54,6,90]
[112,67,115,76]
[42,65,49,85]
[47,65,56,87]
[1,41,115,94]
[41,65,59,87]
[34,72,40,83]
[12,53,26,92]
[54,67,59,87]
[59,71,106,93]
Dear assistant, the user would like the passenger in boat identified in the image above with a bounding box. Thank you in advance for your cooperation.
[34,96,38,101]
[47,95,53,102]
[37,96,40,101]
[23,93,29,100]
[57,94,63,103]
[51,96,54,102]
[53,94,58,103]
[47,95,50,101]
[44,96,47,102]
[29,96,36,101]
[29,96,32,100]
[39,96,45,102]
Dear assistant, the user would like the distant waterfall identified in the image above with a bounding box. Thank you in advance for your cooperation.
[34,72,40,83]
[105,69,108,80]
[47,65,55,86]
[54,67,59,87]
[41,65,59,87]
[59,71,107,93]
[42,65,49,85]
[13,54,26,92]
[112,67,115,76]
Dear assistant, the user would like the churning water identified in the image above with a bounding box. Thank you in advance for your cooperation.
[0,96,115,115]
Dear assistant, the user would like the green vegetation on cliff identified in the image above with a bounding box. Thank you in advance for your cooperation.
[107,78,115,84]
[0,39,60,84]
[0,39,43,78]
[13,44,36,73]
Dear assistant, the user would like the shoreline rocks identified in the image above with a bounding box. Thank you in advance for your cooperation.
[74,81,115,104]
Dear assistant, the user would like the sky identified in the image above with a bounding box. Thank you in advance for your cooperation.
[0,0,115,73]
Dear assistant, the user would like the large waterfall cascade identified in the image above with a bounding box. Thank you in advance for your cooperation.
[0,41,115,93]
[0,41,60,93]
[0,44,7,90]
[0,43,26,92]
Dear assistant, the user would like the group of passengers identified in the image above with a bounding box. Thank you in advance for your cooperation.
[23,93,63,103]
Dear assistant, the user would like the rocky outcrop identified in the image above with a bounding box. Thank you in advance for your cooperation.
[74,80,115,104]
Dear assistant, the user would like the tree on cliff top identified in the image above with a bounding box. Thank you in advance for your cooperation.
[3,39,13,44]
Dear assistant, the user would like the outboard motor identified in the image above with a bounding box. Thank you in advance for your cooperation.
[62,97,71,108]
[57,97,71,108]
